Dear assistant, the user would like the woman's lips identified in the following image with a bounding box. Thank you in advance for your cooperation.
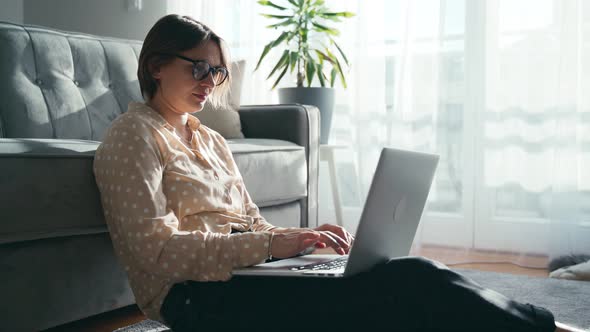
[193,93,207,102]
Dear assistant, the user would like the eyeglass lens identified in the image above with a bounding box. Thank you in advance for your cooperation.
[192,62,228,85]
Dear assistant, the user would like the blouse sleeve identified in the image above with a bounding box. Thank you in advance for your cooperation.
[93,121,272,283]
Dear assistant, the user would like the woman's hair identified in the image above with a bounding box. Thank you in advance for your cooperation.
[138,14,231,108]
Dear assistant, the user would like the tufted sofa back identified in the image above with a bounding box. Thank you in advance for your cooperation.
[0,21,143,140]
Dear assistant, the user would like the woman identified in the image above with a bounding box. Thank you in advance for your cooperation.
[94,14,581,332]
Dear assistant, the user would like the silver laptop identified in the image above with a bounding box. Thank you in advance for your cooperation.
[233,147,439,278]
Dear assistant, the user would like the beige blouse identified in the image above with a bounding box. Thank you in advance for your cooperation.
[93,102,278,323]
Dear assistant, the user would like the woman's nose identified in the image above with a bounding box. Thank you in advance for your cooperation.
[200,72,216,88]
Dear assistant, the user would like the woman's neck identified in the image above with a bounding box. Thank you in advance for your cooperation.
[147,94,188,131]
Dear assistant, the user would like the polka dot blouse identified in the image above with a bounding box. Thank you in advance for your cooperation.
[93,102,277,323]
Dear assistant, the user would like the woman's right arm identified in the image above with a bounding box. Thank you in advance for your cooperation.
[93,121,273,282]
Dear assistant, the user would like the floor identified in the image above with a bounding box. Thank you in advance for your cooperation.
[42,246,550,332]
[412,244,549,278]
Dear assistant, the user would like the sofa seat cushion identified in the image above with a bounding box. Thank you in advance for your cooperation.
[0,138,306,244]
[0,138,100,155]
[228,138,307,207]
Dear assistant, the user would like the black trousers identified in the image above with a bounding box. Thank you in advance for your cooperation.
[160,256,556,332]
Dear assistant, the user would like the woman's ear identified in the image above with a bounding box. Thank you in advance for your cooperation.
[148,61,162,80]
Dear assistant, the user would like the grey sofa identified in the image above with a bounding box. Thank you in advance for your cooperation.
[0,21,319,331]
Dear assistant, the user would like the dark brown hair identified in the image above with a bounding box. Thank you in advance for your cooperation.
[137,14,231,107]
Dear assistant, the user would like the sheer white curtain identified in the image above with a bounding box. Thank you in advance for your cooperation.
[167,0,590,269]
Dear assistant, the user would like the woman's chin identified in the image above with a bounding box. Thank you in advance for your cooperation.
[188,100,206,113]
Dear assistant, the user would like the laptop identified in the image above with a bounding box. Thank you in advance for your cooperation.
[233,147,440,278]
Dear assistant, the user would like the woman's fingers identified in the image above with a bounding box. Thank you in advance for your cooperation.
[318,231,349,254]
[344,232,355,246]
[329,231,350,249]
[337,228,355,246]
[274,229,356,257]
[298,231,321,252]
[316,224,355,249]
[271,231,322,258]
[314,241,327,248]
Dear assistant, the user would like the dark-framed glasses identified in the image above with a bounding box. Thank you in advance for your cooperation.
[172,54,229,86]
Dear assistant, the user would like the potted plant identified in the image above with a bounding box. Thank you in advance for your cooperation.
[255,0,354,144]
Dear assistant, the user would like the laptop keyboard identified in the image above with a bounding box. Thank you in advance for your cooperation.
[290,256,348,271]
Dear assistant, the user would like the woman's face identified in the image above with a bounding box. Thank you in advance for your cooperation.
[152,40,222,114]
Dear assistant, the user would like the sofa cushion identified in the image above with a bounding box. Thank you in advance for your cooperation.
[228,138,307,207]
[0,21,143,140]
[0,138,306,244]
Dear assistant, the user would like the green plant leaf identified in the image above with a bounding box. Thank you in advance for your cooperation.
[257,0,287,10]
[306,56,316,87]
[261,14,293,19]
[255,43,273,71]
[266,18,295,29]
[307,9,317,19]
[315,50,324,65]
[301,28,308,43]
[314,49,334,64]
[267,49,290,79]
[317,14,342,22]
[289,51,299,73]
[287,0,300,8]
[316,62,326,87]
[330,67,337,87]
[326,48,347,88]
[330,38,349,66]
[321,11,355,18]
[272,62,290,89]
[311,22,340,36]
[257,0,354,90]
[271,31,291,47]
[255,32,290,71]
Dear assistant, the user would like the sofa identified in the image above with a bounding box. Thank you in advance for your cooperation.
[0,21,320,331]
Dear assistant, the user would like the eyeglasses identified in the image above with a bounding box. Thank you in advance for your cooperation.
[170,54,229,86]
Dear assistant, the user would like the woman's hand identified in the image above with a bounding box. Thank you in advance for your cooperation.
[270,230,321,259]
[268,224,355,258]
[314,224,355,255]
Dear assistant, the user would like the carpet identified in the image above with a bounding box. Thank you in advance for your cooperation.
[457,269,590,330]
[115,268,590,331]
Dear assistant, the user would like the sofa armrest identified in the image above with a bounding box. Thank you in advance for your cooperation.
[238,104,320,228]
[0,113,5,138]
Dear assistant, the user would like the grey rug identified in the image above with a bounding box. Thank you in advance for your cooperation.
[457,269,590,330]
[115,268,590,331]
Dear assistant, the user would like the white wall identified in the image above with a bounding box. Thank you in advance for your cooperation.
[0,0,24,24]
[24,0,168,40]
